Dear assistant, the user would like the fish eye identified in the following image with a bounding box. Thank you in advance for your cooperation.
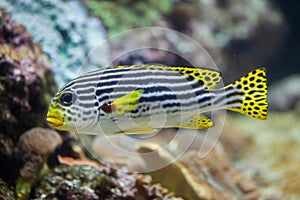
[60,92,73,106]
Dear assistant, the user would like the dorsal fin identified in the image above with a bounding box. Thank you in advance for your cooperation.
[114,65,222,89]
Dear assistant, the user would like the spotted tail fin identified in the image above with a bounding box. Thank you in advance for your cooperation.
[226,68,268,120]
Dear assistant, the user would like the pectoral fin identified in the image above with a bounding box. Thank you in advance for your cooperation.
[100,90,143,116]
[177,115,214,129]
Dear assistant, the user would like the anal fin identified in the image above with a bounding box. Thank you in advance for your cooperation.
[119,128,158,135]
[177,115,214,129]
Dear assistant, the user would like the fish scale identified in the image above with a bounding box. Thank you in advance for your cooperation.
[75,68,208,116]
[46,65,268,134]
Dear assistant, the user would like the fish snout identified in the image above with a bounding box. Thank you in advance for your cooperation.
[46,109,64,127]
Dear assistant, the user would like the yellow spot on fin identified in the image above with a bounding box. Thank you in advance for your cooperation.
[177,115,214,129]
[119,128,158,134]
[114,65,222,89]
[110,89,143,116]
[227,68,268,120]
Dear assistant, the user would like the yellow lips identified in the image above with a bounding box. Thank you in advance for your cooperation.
[46,116,64,127]
[46,108,64,127]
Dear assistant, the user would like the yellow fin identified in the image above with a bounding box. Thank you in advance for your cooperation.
[111,89,143,116]
[177,115,214,129]
[227,68,268,120]
[114,65,221,89]
[119,128,158,134]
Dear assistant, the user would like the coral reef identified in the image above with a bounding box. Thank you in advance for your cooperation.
[0,7,182,200]
[0,8,56,134]
[0,1,297,200]
[34,163,182,200]
[0,0,109,85]
[0,7,184,200]
[0,7,57,184]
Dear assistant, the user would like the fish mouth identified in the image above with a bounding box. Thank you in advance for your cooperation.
[46,115,64,127]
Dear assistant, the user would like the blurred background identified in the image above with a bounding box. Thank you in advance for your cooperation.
[0,0,299,199]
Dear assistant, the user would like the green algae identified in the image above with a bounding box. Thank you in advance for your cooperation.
[88,0,173,35]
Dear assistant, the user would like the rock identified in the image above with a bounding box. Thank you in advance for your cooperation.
[219,115,254,159]
[91,128,264,199]
[108,0,285,84]
[92,135,148,172]
[15,128,62,199]
[220,111,300,200]
[136,141,261,200]
[18,128,62,158]
[0,0,109,85]
[34,163,183,200]
[18,128,62,181]
[171,0,285,82]
[109,28,217,70]
[268,74,300,111]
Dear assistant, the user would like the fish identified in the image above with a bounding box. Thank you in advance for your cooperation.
[46,65,268,135]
